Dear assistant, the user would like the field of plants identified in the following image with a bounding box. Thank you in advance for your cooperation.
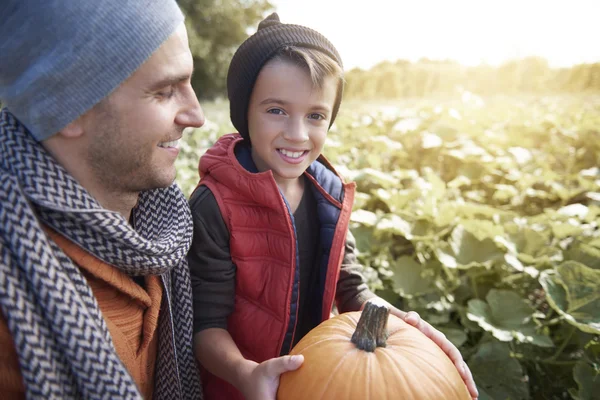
[176,93,600,400]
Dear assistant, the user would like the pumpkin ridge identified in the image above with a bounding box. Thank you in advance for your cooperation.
[388,344,466,399]
[388,339,449,360]
[377,348,410,399]
[292,334,345,353]
[366,351,372,399]
[313,347,360,399]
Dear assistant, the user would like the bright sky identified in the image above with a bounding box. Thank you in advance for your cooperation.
[269,0,600,70]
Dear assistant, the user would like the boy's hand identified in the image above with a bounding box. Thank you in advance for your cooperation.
[394,308,479,400]
[238,354,304,400]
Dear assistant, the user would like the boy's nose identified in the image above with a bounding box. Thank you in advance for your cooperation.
[284,118,309,142]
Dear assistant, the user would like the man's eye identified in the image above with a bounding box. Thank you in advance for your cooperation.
[157,87,175,98]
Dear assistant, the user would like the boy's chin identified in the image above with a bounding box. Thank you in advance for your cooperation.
[273,166,307,181]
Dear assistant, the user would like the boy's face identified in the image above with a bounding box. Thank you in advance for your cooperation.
[247,59,338,186]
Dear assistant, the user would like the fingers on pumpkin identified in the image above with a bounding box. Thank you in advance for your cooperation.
[263,355,304,377]
[462,362,479,399]
[403,310,421,325]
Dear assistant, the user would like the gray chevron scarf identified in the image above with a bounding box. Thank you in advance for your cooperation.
[0,108,202,399]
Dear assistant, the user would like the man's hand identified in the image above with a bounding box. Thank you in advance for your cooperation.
[238,354,304,400]
[362,298,479,399]
[394,308,478,399]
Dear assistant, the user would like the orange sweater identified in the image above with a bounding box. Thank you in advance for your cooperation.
[0,229,162,399]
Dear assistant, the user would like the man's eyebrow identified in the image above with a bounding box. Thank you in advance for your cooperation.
[147,72,193,91]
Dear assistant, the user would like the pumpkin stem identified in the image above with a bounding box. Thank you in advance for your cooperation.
[350,301,389,352]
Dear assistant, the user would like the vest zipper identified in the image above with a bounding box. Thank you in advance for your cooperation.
[278,194,301,356]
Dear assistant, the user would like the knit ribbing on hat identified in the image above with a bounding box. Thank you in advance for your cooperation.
[227,13,344,140]
[0,0,184,141]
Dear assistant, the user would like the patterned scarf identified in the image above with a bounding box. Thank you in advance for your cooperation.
[0,109,202,399]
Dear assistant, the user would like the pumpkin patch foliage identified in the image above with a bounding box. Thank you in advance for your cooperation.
[176,94,600,399]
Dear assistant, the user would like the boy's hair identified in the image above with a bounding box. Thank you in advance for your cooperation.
[273,46,344,91]
[227,13,344,141]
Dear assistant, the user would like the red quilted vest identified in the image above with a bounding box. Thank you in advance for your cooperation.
[196,134,355,400]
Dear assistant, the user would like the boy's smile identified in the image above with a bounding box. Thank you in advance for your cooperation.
[277,148,309,164]
[247,58,338,189]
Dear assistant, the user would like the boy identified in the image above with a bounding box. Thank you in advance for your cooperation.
[188,13,477,400]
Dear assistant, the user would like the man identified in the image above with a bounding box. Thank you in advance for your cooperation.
[0,1,204,398]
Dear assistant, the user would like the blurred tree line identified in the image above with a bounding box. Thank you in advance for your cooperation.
[179,0,273,99]
[178,0,600,101]
[344,57,600,99]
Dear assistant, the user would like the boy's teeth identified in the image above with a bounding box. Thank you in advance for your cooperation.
[279,149,304,158]
[158,139,180,148]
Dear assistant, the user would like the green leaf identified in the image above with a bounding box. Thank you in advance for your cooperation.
[349,225,375,253]
[350,209,378,227]
[469,341,530,400]
[437,326,468,347]
[375,188,419,213]
[504,223,549,257]
[369,135,404,150]
[424,167,446,200]
[486,290,534,328]
[552,221,584,239]
[558,204,589,219]
[388,256,434,298]
[353,168,399,192]
[565,242,600,270]
[493,184,520,202]
[376,214,413,239]
[421,131,443,149]
[434,202,459,227]
[559,261,600,314]
[498,223,562,267]
[467,290,554,347]
[448,175,472,189]
[571,340,600,400]
[435,222,504,269]
[540,261,600,334]
[454,202,516,221]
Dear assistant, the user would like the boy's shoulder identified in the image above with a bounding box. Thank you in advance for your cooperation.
[189,185,219,217]
[306,156,345,200]
[188,184,231,244]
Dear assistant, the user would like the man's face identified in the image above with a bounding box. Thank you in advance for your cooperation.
[81,23,204,193]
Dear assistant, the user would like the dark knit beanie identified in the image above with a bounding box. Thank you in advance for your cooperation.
[227,13,344,140]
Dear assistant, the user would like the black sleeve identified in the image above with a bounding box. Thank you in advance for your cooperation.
[188,185,236,334]
[335,229,377,313]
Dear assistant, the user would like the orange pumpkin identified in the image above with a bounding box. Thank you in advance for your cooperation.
[278,301,471,400]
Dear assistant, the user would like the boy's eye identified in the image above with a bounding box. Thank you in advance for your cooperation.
[309,113,325,120]
[267,108,285,115]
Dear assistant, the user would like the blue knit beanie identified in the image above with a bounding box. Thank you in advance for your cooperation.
[0,0,184,141]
